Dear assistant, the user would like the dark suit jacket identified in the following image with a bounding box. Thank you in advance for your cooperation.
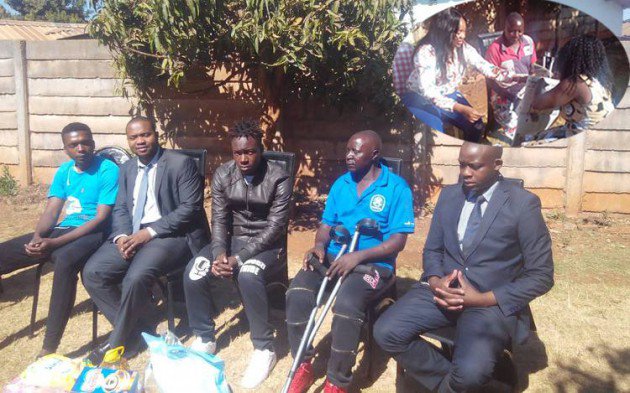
[421,178,554,343]
[110,149,208,255]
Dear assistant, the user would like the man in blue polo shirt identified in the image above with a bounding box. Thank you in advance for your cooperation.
[0,122,118,358]
[285,130,414,393]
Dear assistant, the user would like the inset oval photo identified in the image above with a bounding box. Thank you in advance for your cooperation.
[393,0,629,146]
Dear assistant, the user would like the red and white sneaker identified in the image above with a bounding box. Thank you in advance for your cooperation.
[288,361,315,393]
[323,379,347,393]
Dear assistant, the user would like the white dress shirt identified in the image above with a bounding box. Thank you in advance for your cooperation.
[113,149,162,242]
[134,151,162,228]
[457,180,499,251]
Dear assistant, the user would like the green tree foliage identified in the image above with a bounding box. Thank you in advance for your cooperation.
[5,0,89,23]
[0,6,11,19]
[88,0,412,110]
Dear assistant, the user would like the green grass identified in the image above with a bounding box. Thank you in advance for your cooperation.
[0,167,18,197]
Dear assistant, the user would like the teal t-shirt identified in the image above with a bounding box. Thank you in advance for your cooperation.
[48,155,119,227]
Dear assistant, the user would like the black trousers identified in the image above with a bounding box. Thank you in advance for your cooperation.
[286,257,391,388]
[184,238,285,351]
[374,283,513,392]
[82,236,191,349]
[0,228,104,351]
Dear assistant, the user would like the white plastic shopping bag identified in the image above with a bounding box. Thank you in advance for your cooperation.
[142,332,231,393]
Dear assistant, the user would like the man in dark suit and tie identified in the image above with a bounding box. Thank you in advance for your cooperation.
[374,142,554,392]
[83,116,208,361]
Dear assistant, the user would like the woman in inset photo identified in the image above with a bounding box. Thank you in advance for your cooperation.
[401,8,516,142]
[527,34,614,143]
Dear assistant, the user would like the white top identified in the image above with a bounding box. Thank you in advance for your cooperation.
[112,149,162,243]
[407,42,511,112]
[134,151,162,227]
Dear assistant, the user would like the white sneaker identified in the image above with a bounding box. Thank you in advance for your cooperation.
[189,336,216,355]
[239,348,277,389]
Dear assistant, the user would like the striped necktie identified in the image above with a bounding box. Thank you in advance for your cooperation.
[132,164,151,233]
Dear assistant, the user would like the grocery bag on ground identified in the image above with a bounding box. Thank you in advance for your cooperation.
[142,332,230,393]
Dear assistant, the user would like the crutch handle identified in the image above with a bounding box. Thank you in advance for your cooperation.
[307,254,329,276]
[352,264,375,276]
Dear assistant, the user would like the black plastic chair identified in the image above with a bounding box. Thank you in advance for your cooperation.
[159,149,209,332]
[406,177,533,390]
[477,31,504,137]
[28,147,132,338]
[257,151,297,308]
[380,156,403,176]
[363,156,403,380]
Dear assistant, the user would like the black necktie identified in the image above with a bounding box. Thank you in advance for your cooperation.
[462,195,485,253]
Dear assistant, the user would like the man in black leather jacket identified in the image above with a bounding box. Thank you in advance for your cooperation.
[183,119,292,389]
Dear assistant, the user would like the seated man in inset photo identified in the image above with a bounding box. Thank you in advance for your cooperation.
[485,12,538,140]
[0,123,119,358]
[184,120,292,389]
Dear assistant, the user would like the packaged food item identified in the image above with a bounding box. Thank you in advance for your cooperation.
[3,377,68,393]
[6,354,82,392]
[71,367,140,393]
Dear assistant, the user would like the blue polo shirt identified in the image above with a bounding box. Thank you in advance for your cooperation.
[322,165,415,269]
[48,155,119,228]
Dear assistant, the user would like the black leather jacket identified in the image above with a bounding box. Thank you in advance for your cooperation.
[210,158,292,262]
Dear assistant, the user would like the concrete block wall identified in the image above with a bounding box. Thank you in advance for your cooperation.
[419,132,568,209]
[0,41,18,177]
[23,40,133,182]
[581,40,630,213]
[0,38,628,214]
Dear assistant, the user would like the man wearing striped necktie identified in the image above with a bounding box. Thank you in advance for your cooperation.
[83,116,208,362]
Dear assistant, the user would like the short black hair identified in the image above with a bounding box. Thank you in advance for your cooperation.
[506,12,524,26]
[61,122,92,137]
[228,119,264,147]
[126,116,156,132]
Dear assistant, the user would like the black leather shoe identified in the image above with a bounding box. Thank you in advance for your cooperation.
[83,343,110,367]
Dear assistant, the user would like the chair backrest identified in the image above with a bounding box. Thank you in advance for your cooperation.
[95,146,132,167]
[381,156,403,176]
[456,176,525,189]
[502,177,524,188]
[173,149,210,238]
[174,148,207,178]
[263,151,297,187]
[477,31,502,56]
[260,151,297,286]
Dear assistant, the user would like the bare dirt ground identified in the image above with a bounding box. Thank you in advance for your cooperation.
[0,188,629,392]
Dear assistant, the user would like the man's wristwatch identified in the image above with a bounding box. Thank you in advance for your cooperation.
[234,255,244,268]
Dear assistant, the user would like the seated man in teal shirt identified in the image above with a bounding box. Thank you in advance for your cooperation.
[0,122,119,357]
[285,130,415,393]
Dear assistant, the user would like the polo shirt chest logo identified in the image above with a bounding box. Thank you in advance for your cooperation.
[370,194,386,212]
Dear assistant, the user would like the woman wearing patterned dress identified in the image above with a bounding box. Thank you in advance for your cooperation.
[528,35,614,143]
[402,8,515,142]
